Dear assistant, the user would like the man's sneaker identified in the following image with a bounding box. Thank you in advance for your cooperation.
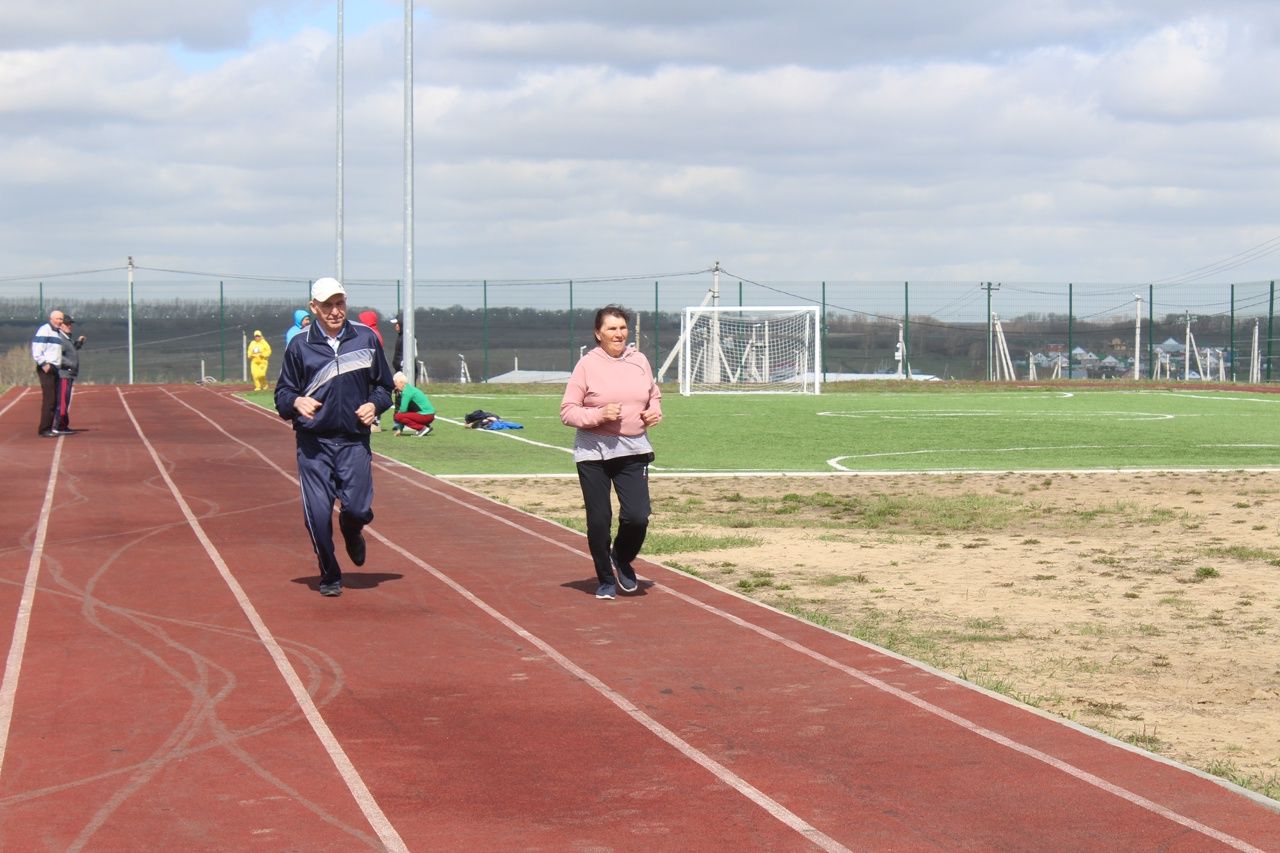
[415,425,432,437]
[344,529,367,567]
[319,581,342,597]
[595,582,617,600]
[611,550,638,593]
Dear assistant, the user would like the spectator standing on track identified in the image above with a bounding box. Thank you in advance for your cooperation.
[390,372,436,436]
[246,329,272,391]
[53,314,85,434]
[560,305,662,600]
[31,309,68,437]
[275,277,393,598]
[285,310,310,345]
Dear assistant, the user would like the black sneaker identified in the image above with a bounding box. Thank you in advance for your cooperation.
[611,550,638,594]
[344,530,366,567]
[319,581,342,597]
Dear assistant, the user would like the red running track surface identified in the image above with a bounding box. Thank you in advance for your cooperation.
[1,384,1278,851]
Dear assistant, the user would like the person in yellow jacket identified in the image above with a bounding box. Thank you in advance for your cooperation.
[247,329,273,391]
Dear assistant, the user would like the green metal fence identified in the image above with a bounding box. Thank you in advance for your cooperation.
[1,271,1276,385]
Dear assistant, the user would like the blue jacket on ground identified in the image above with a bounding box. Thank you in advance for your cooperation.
[275,319,393,436]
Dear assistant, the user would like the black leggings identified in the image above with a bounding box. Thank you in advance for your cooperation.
[576,453,652,585]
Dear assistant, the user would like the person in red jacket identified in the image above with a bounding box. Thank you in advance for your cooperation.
[357,310,385,430]
[559,305,662,600]
[357,310,383,346]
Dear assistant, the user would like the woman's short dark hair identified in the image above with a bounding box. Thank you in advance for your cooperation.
[594,304,630,331]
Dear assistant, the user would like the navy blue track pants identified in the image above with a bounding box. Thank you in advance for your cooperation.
[295,432,374,584]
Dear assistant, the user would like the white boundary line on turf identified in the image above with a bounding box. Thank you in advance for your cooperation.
[0,436,63,777]
[126,389,409,853]
[188,388,850,852]
[368,464,1273,849]
[433,466,1280,480]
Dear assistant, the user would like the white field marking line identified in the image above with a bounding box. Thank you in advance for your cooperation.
[818,410,1177,421]
[0,437,63,777]
[374,465,1270,853]
[438,467,1280,480]
[179,392,850,852]
[123,389,409,853]
[0,387,29,419]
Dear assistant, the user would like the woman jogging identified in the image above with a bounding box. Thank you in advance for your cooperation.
[559,305,662,599]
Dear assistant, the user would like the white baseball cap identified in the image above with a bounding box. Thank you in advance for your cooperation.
[311,277,346,302]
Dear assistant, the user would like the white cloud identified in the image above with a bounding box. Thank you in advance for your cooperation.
[4,1,1280,286]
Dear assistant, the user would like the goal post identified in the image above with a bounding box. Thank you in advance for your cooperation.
[679,306,822,395]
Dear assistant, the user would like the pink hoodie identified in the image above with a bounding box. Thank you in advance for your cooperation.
[560,346,662,437]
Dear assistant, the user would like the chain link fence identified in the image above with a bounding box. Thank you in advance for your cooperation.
[1,271,1276,385]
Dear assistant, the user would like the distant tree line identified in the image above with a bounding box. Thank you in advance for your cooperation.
[0,299,1271,385]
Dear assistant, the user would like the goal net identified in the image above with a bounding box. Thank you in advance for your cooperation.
[680,306,821,395]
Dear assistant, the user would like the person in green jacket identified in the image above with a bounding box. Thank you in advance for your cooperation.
[391,372,436,437]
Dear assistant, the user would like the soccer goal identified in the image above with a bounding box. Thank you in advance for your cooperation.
[679,306,821,395]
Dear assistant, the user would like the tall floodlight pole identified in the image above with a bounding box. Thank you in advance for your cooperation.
[336,0,344,283]
[402,0,417,385]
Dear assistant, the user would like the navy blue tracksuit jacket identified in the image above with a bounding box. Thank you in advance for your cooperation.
[274,319,394,582]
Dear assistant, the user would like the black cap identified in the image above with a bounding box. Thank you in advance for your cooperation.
[63,315,75,324]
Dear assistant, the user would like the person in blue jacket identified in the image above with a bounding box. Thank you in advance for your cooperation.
[274,277,393,597]
[285,309,311,345]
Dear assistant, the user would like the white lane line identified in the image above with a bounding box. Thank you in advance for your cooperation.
[370,467,1269,852]
[0,387,29,419]
[177,388,850,852]
[123,389,408,853]
[0,438,63,777]
[369,532,850,853]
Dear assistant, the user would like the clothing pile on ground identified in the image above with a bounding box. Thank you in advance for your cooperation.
[464,409,523,430]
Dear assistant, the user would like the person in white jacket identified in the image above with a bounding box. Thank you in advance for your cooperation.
[30,309,67,437]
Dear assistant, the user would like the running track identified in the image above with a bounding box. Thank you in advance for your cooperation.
[1,384,1278,852]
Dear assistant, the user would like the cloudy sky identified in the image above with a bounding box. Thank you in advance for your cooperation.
[4,0,1280,285]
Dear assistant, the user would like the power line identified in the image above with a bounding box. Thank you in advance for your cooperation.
[0,265,127,283]
[1153,234,1280,285]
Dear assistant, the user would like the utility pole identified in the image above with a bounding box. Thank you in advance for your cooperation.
[1133,294,1142,380]
[127,256,135,384]
[981,282,1000,381]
